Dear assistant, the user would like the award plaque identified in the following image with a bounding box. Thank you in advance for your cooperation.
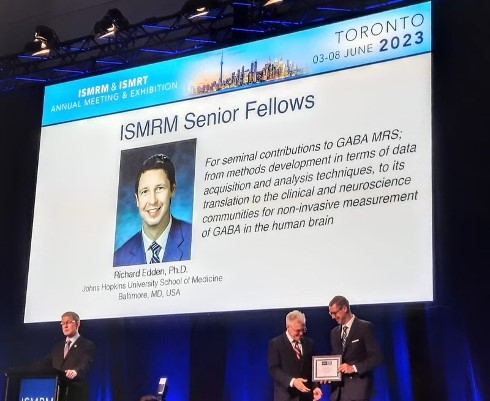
[312,355,342,381]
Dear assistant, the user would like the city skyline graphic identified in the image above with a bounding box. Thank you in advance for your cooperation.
[189,51,307,95]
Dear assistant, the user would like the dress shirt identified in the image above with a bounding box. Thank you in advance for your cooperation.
[285,331,303,387]
[142,216,172,263]
[342,315,358,372]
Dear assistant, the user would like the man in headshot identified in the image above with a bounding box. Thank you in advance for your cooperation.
[328,295,383,401]
[268,310,322,401]
[32,311,95,401]
[114,153,192,267]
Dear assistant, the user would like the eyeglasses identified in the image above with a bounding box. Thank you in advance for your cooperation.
[60,320,77,326]
[329,308,343,316]
[289,326,307,334]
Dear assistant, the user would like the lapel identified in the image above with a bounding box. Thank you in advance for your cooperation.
[163,219,183,261]
[333,325,343,352]
[60,338,76,368]
[130,232,146,262]
[282,333,302,363]
[343,319,359,353]
[64,337,79,359]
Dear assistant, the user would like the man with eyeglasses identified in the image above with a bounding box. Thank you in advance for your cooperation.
[30,311,95,401]
[328,296,382,401]
[268,310,322,401]
[114,153,192,267]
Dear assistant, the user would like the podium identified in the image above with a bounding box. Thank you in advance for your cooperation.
[4,367,61,401]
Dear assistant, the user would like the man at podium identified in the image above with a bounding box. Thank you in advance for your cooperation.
[33,311,96,401]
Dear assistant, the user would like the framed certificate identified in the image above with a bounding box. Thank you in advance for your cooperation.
[312,355,342,381]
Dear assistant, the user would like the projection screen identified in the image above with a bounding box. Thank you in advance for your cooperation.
[25,2,432,322]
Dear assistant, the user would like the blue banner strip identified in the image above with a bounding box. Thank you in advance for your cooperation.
[42,2,431,126]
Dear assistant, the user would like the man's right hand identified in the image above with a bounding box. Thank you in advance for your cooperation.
[292,378,311,393]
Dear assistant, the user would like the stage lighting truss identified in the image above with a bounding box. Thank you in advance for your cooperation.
[0,0,422,92]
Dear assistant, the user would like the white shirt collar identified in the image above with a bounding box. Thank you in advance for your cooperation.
[66,333,80,344]
[343,314,355,331]
[142,215,172,263]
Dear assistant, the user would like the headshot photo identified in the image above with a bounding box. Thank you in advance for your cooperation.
[113,139,196,267]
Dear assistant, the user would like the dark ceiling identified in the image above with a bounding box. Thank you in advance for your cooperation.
[0,0,424,92]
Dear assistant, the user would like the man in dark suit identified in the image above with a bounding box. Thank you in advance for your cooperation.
[328,296,383,401]
[114,153,192,267]
[268,310,322,401]
[35,311,95,401]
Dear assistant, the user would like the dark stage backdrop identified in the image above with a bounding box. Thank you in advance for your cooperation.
[0,1,488,400]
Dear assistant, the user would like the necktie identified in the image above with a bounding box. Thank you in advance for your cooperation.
[341,326,348,351]
[292,340,302,360]
[64,341,71,358]
[150,242,162,263]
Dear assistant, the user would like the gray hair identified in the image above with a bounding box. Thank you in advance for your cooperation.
[286,310,306,326]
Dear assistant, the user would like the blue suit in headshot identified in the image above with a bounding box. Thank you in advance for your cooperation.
[113,217,192,267]
[114,153,193,268]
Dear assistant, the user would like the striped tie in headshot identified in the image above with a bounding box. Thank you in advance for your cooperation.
[150,241,162,263]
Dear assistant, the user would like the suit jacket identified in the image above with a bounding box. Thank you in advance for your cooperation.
[268,333,318,401]
[34,336,95,401]
[113,217,192,267]
[329,318,383,401]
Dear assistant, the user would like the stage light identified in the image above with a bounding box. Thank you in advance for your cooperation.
[23,26,59,57]
[262,0,283,6]
[181,0,222,19]
[94,8,130,39]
